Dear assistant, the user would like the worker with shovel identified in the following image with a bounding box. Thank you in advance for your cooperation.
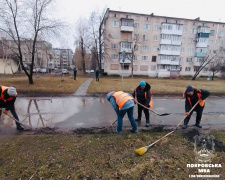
[182,85,210,129]
[106,91,137,133]
[133,81,152,127]
[0,86,24,131]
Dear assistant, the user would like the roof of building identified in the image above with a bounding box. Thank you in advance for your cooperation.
[108,9,225,24]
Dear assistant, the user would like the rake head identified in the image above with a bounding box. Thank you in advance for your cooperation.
[159,113,170,116]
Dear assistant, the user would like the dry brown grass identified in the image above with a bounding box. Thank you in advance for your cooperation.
[0,75,86,95]
[88,77,225,95]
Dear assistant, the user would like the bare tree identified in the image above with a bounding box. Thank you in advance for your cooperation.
[209,60,223,80]
[192,47,225,80]
[0,0,64,84]
[126,34,142,78]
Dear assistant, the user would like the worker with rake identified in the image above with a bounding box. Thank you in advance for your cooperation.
[0,86,24,131]
[107,91,137,133]
[182,85,210,129]
[133,80,152,127]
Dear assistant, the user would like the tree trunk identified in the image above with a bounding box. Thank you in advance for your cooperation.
[212,72,215,80]
[28,75,34,84]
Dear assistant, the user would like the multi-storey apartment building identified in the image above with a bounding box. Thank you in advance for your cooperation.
[103,9,225,77]
[0,39,53,72]
[52,48,73,69]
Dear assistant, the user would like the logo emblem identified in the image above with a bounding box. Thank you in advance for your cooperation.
[194,134,215,162]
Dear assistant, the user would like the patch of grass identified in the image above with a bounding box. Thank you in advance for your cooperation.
[0,75,86,95]
[0,131,224,179]
[88,77,225,95]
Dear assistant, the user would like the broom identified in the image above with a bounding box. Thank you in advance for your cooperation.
[135,101,199,155]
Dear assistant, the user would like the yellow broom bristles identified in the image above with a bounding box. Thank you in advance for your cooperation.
[135,146,148,155]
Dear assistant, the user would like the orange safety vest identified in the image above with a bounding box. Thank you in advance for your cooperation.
[187,93,205,107]
[0,86,17,102]
[135,89,153,108]
[112,91,134,110]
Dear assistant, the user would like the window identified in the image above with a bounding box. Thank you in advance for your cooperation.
[134,45,138,50]
[188,48,194,54]
[114,14,117,17]
[210,30,215,36]
[194,67,200,72]
[186,58,192,62]
[151,65,156,71]
[183,27,187,33]
[121,19,133,26]
[142,46,149,51]
[188,38,195,43]
[203,67,208,72]
[144,24,150,30]
[185,67,191,71]
[111,43,118,49]
[133,55,137,60]
[134,23,139,29]
[121,42,132,49]
[220,31,225,36]
[182,38,185,43]
[142,56,148,60]
[153,35,158,41]
[152,56,157,62]
[111,54,118,60]
[143,35,148,41]
[179,57,183,62]
[112,21,119,27]
[152,46,157,52]
[121,65,129,70]
[154,25,159,31]
[190,28,197,34]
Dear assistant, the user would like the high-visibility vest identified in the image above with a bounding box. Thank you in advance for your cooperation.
[112,91,134,110]
[0,86,17,102]
[135,89,153,108]
[187,93,205,107]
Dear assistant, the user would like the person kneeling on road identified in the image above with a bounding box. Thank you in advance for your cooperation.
[182,85,210,129]
[0,86,24,131]
[107,91,137,133]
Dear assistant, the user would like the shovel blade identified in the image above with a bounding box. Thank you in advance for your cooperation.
[159,113,171,116]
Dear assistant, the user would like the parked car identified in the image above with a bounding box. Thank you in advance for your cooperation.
[62,69,69,74]
[40,68,47,73]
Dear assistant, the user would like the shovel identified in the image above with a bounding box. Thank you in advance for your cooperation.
[135,101,170,116]
[0,108,32,130]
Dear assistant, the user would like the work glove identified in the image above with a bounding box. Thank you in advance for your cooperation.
[198,99,203,103]
[3,110,8,114]
[185,112,189,116]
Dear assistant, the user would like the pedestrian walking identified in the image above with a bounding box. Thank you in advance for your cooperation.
[73,67,77,80]
[107,91,137,133]
[95,69,99,81]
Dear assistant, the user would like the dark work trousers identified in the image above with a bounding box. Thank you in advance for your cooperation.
[96,76,99,81]
[137,104,150,123]
[74,72,77,80]
[0,103,21,128]
[184,106,204,125]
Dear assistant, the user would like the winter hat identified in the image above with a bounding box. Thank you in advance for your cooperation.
[186,85,194,92]
[139,81,146,87]
[7,87,17,96]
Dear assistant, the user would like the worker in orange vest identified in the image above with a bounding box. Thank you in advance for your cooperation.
[132,81,152,127]
[182,85,210,129]
[0,86,24,130]
[107,91,137,133]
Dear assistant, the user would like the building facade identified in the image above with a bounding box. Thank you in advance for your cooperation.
[52,48,74,69]
[103,9,225,77]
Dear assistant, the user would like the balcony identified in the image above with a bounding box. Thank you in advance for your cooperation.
[158,59,180,65]
[196,42,208,48]
[120,57,131,64]
[121,26,134,32]
[195,52,207,57]
[160,39,182,45]
[120,47,132,53]
[159,49,181,56]
[198,33,210,38]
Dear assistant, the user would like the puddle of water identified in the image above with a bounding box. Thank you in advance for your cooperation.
[0,97,224,134]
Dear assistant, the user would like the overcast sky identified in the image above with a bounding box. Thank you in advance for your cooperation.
[53,0,225,50]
